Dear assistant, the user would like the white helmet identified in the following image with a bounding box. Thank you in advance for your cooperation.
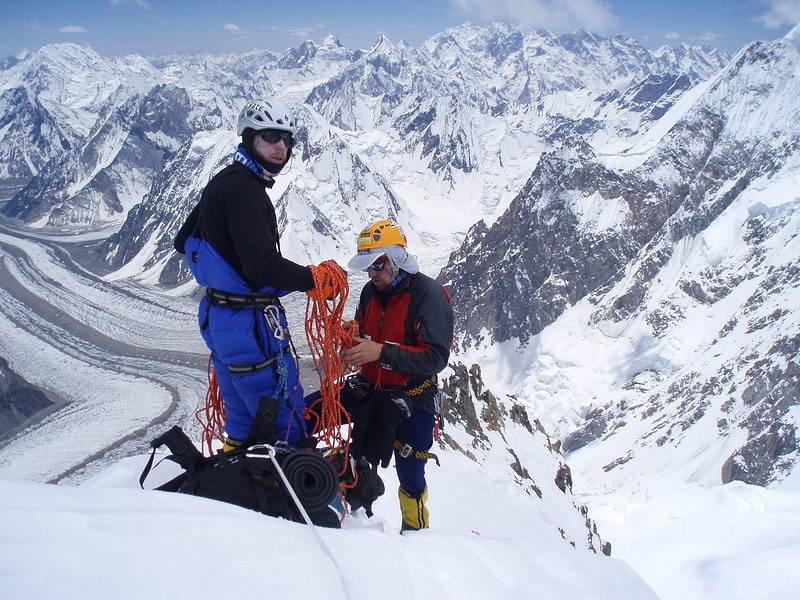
[237,97,297,136]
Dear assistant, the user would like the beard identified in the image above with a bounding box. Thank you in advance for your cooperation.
[242,129,291,174]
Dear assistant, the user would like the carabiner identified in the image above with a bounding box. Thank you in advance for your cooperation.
[264,304,285,340]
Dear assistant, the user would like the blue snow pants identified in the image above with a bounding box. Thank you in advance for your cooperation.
[184,236,306,444]
[394,409,436,494]
[198,297,306,443]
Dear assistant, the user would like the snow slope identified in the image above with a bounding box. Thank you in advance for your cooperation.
[437,24,800,600]
[573,479,800,600]
[0,467,657,600]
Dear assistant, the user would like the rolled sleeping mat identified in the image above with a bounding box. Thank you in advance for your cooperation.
[279,450,338,512]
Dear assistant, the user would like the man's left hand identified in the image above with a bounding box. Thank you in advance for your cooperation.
[342,338,383,368]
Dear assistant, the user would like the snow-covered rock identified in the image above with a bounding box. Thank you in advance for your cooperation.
[443,24,800,489]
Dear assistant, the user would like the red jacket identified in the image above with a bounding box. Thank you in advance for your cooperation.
[355,272,453,393]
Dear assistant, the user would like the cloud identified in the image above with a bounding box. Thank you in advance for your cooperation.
[57,25,87,34]
[756,0,800,28]
[109,0,151,8]
[450,0,617,33]
[224,23,240,32]
[288,27,316,39]
[664,31,681,40]
[697,31,723,42]
[287,24,325,39]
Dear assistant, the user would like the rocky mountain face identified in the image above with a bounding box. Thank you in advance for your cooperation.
[4,83,194,226]
[0,85,71,180]
[100,129,230,285]
[440,361,610,555]
[0,357,56,436]
[441,30,800,488]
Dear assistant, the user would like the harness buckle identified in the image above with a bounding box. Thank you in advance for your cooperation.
[263,305,285,340]
[399,443,413,459]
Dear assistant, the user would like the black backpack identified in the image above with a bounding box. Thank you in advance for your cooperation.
[139,397,341,528]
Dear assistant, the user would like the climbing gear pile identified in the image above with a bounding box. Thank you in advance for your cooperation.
[303,260,355,468]
[341,457,385,518]
[144,399,340,528]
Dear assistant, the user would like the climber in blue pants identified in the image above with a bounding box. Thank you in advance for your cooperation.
[174,96,338,449]
[184,236,306,443]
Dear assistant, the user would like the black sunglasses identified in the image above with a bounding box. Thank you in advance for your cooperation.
[365,257,389,272]
[259,129,296,148]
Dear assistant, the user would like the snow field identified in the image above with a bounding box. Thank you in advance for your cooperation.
[574,480,800,600]
[0,444,659,600]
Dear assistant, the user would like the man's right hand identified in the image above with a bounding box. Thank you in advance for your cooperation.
[342,338,383,369]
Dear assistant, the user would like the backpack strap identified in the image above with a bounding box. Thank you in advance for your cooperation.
[139,426,207,489]
[241,396,281,447]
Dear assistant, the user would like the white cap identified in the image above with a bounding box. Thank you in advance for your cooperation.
[346,244,419,274]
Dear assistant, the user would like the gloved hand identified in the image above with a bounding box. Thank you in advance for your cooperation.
[306,260,347,301]
[360,392,411,468]
[344,457,385,517]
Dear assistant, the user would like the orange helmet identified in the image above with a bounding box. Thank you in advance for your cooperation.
[347,219,409,271]
[356,219,407,252]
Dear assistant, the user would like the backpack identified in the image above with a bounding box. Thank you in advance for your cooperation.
[139,397,340,528]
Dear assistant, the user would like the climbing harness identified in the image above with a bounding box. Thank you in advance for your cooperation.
[404,375,436,397]
[394,439,441,466]
[205,287,280,308]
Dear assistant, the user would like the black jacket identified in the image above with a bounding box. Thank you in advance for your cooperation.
[174,161,313,292]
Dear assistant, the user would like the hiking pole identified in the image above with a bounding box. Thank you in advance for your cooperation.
[246,445,354,600]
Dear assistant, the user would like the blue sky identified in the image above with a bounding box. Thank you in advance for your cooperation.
[1,0,798,57]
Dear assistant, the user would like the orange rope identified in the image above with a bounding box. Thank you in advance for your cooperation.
[304,260,355,473]
[195,357,226,456]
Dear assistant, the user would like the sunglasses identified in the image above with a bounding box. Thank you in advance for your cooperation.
[259,129,296,148]
[365,257,389,272]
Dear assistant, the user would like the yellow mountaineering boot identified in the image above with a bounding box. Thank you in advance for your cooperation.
[399,486,429,532]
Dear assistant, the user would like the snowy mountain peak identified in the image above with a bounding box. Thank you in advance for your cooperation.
[652,42,730,78]
[320,34,343,49]
[35,42,102,62]
[1,49,30,69]
[369,33,395,54]
[276,40,318,69]
[786,21,800,44]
